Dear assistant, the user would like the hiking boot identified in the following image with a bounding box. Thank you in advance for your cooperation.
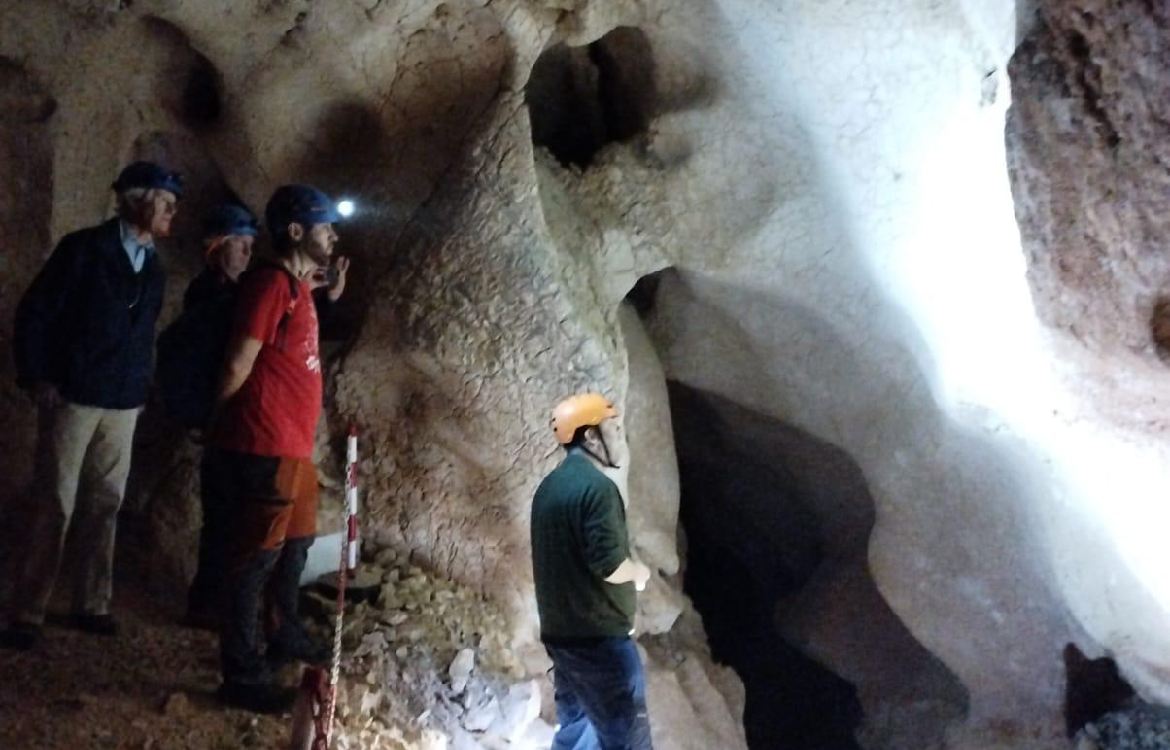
[267,631,331,667]
[73,613,119,636]
[0,622,42,651]
[216,680,297,715]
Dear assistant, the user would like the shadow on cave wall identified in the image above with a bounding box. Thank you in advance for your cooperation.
[633,238,1103,735]
[627,264,973,748]
[0,57,55,613]
[667,377,975,749]
[0,17,247,612]
[670,380,864,750]
[286,15,512,353]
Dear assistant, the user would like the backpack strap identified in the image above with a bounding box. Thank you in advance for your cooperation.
[255,261,301,352]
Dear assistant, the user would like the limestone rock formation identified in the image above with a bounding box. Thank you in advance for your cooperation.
[7,0,1170,748]
[0,1,741,747]
[1006,0,1170,713]
[1008,1,1170,357]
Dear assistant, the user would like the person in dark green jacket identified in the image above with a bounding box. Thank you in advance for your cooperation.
[531,393,654,750]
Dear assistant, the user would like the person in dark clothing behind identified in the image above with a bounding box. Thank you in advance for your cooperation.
[182,203,260,630]
[532,393,655,750]
[3,161,182,650]
[210,184,349,713]
[185,204,258,309]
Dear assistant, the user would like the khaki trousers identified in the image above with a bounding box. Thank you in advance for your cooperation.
[12,401,139,624]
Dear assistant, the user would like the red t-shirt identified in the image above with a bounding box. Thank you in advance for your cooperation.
[215,267,322,458]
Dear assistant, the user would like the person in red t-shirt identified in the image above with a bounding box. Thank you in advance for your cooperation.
[209,184,350,713]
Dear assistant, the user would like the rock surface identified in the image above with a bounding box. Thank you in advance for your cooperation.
[0,1,744,744]
[1075,703,1170,750]
[1006,0,1170,708]
[1008,1,1170,356]
[6,0,1170,747]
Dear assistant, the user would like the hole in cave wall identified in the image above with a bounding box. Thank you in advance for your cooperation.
[140,17,224,132]
[624,272,968,748]
[1150,298,1170,362]
[1063,643,1135,738]
[526,26,656,169]
[625,270,664,317]
[669,380,865,750]
[181,53,222,129]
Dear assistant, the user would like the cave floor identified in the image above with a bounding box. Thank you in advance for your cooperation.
[0,567,291,749]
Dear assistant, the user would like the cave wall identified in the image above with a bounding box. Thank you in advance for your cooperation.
[1005,0,1170,709]
[0,2,742,748]
[621,0,1170,742]
[0,57,55,603]
[667,380,969,749]
[1008,0,1170,356]
[547,0,1086,741]
[1001,0,1170,702]
[5,0,1170,747]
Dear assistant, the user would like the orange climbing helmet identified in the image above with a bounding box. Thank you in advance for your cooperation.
[551,393,618,444]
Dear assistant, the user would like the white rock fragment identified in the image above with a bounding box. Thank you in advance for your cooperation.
[359,686,383,715]
[451,727,487,750]
[419,728,449,750]
[461,695,501,733]
[487,680,542,744]
[356,630,388,657]
[516,718,557,750]
[449,648,476,695]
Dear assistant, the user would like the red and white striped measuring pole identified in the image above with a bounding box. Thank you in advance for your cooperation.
[345,425,361,572]
[294,425,361,750]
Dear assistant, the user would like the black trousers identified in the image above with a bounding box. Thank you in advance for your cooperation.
[213,450,316,684]
[187,446,232,616]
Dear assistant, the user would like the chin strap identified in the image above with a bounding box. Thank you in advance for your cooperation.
[581,429,620,470]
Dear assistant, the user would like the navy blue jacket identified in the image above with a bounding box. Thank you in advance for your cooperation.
[13,218,166,409]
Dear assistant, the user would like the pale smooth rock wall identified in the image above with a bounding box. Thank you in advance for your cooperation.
[600,0,1085,742]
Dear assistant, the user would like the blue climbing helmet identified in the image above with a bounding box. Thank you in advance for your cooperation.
[112,161,184,197]
[265,184,341,235]
[202,203,259,240]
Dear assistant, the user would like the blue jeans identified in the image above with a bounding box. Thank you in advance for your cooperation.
[545,637,654,750]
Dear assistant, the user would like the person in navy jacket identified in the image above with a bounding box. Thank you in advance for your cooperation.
[3,161,182,650]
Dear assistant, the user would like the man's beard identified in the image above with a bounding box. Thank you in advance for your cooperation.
[305,241,331,267]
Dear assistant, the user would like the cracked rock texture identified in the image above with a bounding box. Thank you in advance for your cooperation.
[1008,1,1170,357]
[0,1,741,747]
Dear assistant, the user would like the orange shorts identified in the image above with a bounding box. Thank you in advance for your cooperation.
[219,451,319,558]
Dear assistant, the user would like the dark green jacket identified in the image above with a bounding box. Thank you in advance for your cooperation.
[530,451,635,641]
